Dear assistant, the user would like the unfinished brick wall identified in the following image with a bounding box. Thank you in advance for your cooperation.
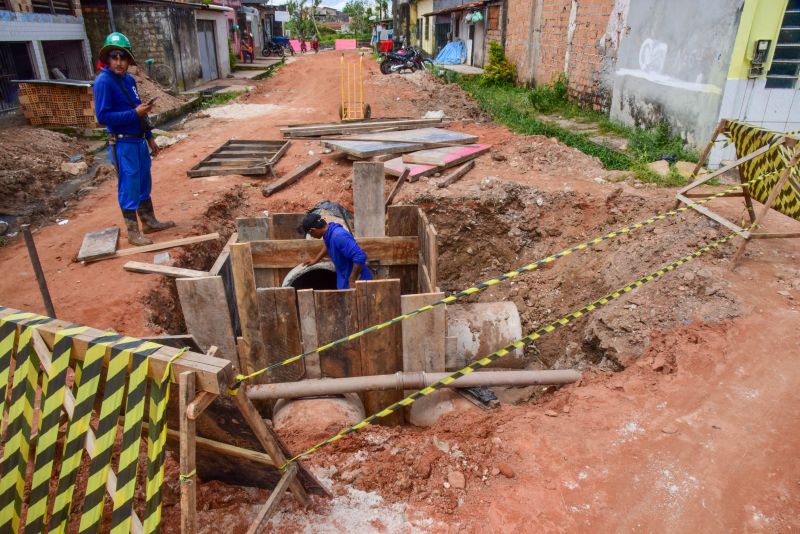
[502,0,618,110]
[504,0,533,82]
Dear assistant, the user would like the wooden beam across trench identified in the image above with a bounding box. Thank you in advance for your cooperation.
[248,236,419,268]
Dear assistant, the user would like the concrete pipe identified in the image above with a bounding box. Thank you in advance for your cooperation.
[272,393,365,438]
[247,369,581,400]
[447,302,525,369]
[282,261,338,290]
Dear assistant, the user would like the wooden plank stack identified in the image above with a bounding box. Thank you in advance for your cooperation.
[187,140,290,178]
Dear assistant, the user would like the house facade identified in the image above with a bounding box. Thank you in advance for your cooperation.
[501,0,796,156]
[0,0,92,111]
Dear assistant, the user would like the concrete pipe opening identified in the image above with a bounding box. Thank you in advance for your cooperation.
[282,261,338,290]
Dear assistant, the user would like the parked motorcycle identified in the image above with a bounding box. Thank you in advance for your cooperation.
[379,47,432,74]
[262,36,294,58]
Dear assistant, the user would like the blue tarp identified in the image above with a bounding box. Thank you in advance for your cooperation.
[434,40,466,65]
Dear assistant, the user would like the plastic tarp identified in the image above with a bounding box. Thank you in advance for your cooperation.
[434,40,466,65]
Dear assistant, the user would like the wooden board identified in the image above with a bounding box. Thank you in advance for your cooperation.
[322,140,425,158]
[188,140,290,178]
[383,157,438,182]
[236,217,269,242]
[313,289,361,378]
[296,289,322,379]
[339,127,478,145]
[229,243,268,381]
[385,168,410,207]
[404,143,490,167]
[418,210,438,291]
[123,261,208,278]
[262,158,321,196]
[249,237,418,268]
[356,280,403,425]
[77,226,119,262]
[176,276,239,368]
[438,160,475,188]
[269,213,306,240]
[353,162,385,237]
[401,292,446,374]
[256,288,305,382]
[386,205,421,237]
[106,233,220,261]
[281,118,443,137]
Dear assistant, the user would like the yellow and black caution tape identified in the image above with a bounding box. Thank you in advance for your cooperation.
[230,175,768,392]
[281,226,749,466]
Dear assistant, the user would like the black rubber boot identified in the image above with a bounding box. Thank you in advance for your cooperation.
[137,198,175,234]
[123,209,152,246]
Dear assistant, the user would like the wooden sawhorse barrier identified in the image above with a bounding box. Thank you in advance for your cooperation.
[676,119,800,267]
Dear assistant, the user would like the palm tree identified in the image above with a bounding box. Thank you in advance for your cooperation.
[375,0,388,21]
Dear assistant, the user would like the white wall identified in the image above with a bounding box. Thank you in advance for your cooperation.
[196,10,231,78]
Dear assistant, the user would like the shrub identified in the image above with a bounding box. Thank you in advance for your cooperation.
[528,72,569,112]
[481,41,516,85]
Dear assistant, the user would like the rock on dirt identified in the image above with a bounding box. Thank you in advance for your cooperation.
[497,463,516,478]
[648,160,670,176]
[447,471,466,489]
[60,161,88,175]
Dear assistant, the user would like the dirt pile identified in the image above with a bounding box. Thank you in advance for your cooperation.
[129,67,188,114]
[374,70,492,122]
[0,126,95,220]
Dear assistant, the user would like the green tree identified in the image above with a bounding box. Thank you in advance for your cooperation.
[375,0,388,20]
[343,0,370,35]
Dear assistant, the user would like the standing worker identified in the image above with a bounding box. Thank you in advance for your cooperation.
[93,32,175,246]
[302,213,373,289]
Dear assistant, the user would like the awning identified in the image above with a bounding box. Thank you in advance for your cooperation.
[423,1,485,16]
[189,2,234,11]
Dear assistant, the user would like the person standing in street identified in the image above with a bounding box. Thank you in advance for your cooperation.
[93,32,174,246]
[302,213,373,289]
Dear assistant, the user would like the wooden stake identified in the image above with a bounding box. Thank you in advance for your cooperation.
[437,160,475,188]
[179,371,198,534]
[245,463,299,534]
[385,168,410,207]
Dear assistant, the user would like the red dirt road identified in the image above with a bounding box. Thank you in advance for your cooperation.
[2,51,799,531]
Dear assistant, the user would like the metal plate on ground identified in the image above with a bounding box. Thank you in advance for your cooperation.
[187,139,291,178]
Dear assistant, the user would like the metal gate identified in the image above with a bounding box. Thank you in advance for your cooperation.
[197,20,219,82]
[434,23,449,55]
[0,43,34,113]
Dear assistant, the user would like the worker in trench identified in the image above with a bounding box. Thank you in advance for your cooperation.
[93,32,175,246]
[302,212,374,289]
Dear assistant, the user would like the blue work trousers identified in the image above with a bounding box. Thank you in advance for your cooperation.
[110,138,151,211]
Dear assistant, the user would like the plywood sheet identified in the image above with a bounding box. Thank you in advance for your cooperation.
[322,140,424,158]
[256,288,304,382]
[403,143,490,167]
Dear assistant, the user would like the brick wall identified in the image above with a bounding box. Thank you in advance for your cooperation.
[503,0,617,110]
[504,0,533,81]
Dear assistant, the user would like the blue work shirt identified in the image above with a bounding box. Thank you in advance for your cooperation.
[323,222,373,289]
[93,67,152,139]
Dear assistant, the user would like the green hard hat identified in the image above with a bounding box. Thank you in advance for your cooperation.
[99,32,136,65]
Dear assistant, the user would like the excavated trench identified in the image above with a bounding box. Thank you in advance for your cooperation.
[420,181,741,374]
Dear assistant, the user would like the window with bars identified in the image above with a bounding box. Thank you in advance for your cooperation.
[766,0,800,89]
[31,0,74,15]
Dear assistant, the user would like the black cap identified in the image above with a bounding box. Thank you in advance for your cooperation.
[302,212,326,233]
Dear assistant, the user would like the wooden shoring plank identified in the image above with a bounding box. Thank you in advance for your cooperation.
[8,309,232,394]
[313,289,361,378]
[177,276,239,368]
[249,237,419,268]
[237,217,270,242]
[245,463,298,534]
[165,427,275,466]
[427,224,438,291]
[356,279,403,425]
[187,391,218,420]
[231,388,310,505]
[30,331,145,534]
[111,233,219,260]
[353,161,386,237]
[386,205,420,237]
[675,193,745,234]
[418,258,433,294]
[256,288,305,382]
[77,226,119,262]
[123,261,208,278]
[270,213,306,240]
[401,292,446,373]
[179,371,198,534]
[230,243,268,381]
[262,158,321,197]
[296,289,322,379]
[385,168,410,207]
[437,160,475,188]
[210,232,238,276]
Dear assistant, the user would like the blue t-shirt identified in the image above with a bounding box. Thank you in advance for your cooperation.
[93,67,152,138]
[323,222,373,289]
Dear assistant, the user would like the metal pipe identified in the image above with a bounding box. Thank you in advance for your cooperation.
[21,224,56,318]
[246,369,580,400]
